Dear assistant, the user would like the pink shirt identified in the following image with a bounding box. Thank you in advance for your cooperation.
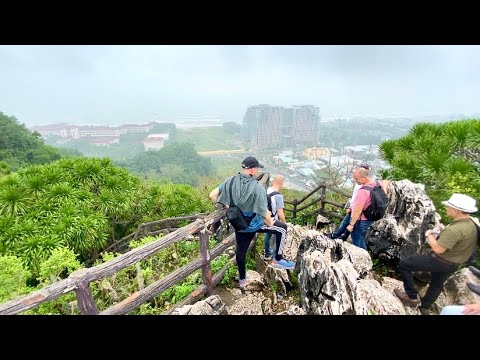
[353,179,378,221]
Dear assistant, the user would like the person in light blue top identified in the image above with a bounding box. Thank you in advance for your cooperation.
[209,157,295,289]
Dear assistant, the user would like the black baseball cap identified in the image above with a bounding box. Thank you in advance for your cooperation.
[241,156,264,169]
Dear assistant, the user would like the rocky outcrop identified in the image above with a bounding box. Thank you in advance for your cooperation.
[227,291,270,315]
[433,267,480,313]
[295,228,423,314]
[240,270,265,292]
[172,295,226,315]
[366,180,439,263]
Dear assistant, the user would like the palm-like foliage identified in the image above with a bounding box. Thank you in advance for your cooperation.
[41,165,64,185]
[444,157,476,176]
[409,122,442,138]
[379,140,397,162]
[418,145,452,184]
[24,175,46,198]
[395,135,415,152]
[381,118,480,220]
[444,120,471,155]
[0,186,33,216]
[391,152,423,183]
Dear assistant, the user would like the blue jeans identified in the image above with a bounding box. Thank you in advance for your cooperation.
[350,220,372,250]
[332,213,351,239]
[264,233,277,257]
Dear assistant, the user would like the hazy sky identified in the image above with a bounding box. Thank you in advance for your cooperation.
[0,45,479,126]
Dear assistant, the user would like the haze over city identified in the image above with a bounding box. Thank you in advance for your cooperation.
[1,45,479,126]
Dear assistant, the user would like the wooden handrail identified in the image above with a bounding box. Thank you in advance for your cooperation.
[0,209,226,315]
[0,172,270,315]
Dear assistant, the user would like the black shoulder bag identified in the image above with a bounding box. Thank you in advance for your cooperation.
[226,176,253,231]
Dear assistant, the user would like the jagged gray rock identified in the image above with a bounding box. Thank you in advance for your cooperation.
[264,265,292,296]
[227,292,269,315]
[240,270,265,291]
[295,228,425,314]
[433,267,480,313]
[172,295,226,315]
[277,305,306,315]
[366,180,439,263]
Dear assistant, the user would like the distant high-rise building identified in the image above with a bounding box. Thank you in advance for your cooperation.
[241,104,320,149]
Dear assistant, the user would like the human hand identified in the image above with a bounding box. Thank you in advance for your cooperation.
[462,303,480,315]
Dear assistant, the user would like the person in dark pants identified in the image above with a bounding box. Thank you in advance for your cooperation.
[394,193,478,314]
[209,156,295,289]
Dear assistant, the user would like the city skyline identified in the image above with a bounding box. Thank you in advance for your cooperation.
[1,45,479,126]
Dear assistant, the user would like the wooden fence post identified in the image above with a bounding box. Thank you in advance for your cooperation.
[292,199,298,220]
[199,231,213,296]
[74,281,99,315]
[320,185,326,214]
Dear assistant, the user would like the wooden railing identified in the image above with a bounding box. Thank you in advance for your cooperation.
[0,172,270,316]
[284,181,352,221]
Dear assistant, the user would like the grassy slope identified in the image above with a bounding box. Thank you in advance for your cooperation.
[176,127,241,152]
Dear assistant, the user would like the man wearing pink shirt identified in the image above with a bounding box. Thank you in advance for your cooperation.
[345,167,379,250]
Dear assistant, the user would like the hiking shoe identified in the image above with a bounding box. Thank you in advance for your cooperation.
[323,232,334,239]
[239,278,249,289]
[339,233,349,241]
[394,288,420,307]
[467,282,480,296]
[469,266,480,279]
[272,258,296,270]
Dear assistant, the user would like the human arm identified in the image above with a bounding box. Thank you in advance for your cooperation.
[209,187,220,203]
[264,210,274,227]
[431,225,461,255]
[277,208,286,223]
[462,303,480,315]
[346,203,363,232]
[276,195,286,223]
[425,230,448,254]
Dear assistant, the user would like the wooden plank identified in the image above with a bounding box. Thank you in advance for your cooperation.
[0,210,227,314]
[199,231,213,295]
[0,279,71,315]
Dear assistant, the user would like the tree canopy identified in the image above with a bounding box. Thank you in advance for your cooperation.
[120,142,214,187]
[0,112,61,169]
[379,119,480,220]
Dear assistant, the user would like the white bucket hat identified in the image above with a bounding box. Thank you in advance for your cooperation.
[442,193,478,213]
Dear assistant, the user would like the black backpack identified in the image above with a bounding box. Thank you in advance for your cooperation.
[361,180,388,221]
[267,191,280,217]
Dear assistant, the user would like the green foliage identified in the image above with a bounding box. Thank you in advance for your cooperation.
[0,157,211,282]
[0,161,11,177]
[120,142,214,187]
[37,248,81,284]
[0,112,61,169]
[0,255,31,303]
[379,119,480,217]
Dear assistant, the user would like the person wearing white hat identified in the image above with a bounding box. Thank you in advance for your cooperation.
[394,193,478,314]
